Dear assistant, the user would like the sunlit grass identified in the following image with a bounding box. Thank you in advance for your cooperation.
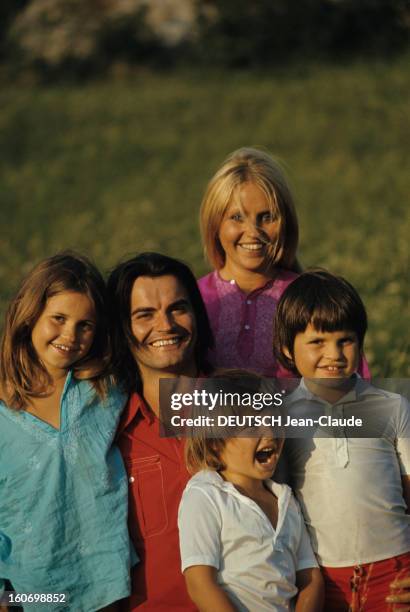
[1,56,409,375]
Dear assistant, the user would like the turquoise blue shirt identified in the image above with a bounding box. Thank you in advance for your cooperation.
[0,372,133,611]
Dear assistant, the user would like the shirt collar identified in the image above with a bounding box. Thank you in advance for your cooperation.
[215,270,273,293]
[132,392,155,423]
[188,469,288,502]
[59,370,73,398]
[214,268,294,296]
[288,374,384,406]
[120,372,207,434]
[117,391,154,435]
[188,470,292,542]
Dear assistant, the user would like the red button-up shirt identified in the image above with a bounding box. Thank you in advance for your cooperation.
[118,392,197,611]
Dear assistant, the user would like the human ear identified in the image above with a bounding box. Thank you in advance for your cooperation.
[283,346,293,361]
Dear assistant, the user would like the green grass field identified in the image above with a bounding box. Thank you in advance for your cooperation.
[1,56,409,376]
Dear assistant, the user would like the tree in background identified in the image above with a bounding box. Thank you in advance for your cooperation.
[195,0,410,66]
[1,0,409,76]
[5,0,162,77]
[0,0,29,60]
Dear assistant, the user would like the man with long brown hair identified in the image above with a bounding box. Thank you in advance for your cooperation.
[107,252,213,611]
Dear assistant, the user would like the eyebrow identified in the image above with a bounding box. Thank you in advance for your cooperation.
[131,306,155,316]
[50,311,96,322]
[131,298,190,317]
[169,298,190,310]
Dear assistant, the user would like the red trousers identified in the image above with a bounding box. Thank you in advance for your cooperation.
[321,551,410,611]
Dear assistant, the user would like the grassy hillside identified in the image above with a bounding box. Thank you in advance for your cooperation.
[1,56,409,375]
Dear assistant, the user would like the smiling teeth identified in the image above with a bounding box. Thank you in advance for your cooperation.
[52,343,73,352]
[151,338,180,347]
[240,243,263,251]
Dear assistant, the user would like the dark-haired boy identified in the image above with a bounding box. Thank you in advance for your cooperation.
[274,269,410,611]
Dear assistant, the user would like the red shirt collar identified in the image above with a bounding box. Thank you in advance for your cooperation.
[131,392,154,422]
[118,373,206,436]
[117,392,154,436]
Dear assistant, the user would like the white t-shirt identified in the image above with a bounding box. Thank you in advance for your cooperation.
[284,378,410,567]
[178,470,317,612]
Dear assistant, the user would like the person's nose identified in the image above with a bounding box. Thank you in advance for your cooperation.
[156,310,174,332]
[61,322,77,343]
[324,342,344,361]
[243,216,261,237]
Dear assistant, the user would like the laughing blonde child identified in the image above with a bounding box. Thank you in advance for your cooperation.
[178,373,323,611]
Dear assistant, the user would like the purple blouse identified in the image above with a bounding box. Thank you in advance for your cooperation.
[198,270,370,379]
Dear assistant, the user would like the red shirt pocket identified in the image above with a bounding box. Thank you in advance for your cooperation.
[126,455,168,540]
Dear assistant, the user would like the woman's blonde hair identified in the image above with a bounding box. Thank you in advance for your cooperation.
[200,147,300,272]
[0,251,111,409]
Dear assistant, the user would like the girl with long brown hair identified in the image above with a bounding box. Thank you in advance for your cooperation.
[0,252,133,611]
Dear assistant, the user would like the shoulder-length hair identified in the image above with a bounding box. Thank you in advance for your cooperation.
[184,369,283,475]
[0,251,111,409]
[107,252,214,395]
[200,147,300,273]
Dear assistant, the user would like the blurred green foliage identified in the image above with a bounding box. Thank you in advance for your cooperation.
[0,0,29,59]
[196,0,410,66]
[4,0,158,79]
[0,57,409,375]
[1,0,409,77]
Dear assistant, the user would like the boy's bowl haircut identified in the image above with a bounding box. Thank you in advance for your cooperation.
[273,268,368,374]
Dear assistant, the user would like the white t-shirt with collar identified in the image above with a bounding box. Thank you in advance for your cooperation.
[178,470,317,612]
[284,378,410,567]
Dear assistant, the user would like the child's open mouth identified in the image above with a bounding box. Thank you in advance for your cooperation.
[254,446,277,470]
